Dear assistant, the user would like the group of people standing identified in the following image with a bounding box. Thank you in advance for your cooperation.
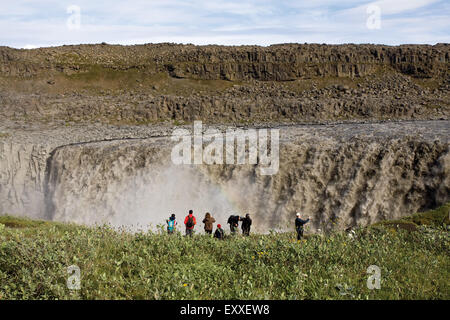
[227,214,252,236]
[166,210,253,239]
[166,210,311,240]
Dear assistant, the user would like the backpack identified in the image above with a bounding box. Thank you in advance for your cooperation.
[168,219,175,231]
[186,216,194,228]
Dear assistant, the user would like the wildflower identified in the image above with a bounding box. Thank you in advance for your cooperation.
[183,283,188,287]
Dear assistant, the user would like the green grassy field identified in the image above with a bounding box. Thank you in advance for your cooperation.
[0,203,449,300]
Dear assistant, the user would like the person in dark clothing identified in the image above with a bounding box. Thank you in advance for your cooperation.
[295,212,310,240]
[227,215,240,234]
[214,224,225,240]
[166,213,177,234]
[184,209,196,237]
[202,212,216,235]
[240,213,252,236]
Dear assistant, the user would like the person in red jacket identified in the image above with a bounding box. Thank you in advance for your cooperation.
[184,209,197,237]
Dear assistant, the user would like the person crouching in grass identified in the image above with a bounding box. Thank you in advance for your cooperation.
[214,224,225,240]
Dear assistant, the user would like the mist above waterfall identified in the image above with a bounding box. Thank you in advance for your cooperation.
[43,139,282,233]
[49,162,244,231]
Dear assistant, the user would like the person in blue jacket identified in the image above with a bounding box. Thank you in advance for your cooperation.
[295,212,310,240]
[166,214,177,234]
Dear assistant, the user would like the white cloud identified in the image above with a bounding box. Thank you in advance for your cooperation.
[0,0,448,48]
[362,0,439,15]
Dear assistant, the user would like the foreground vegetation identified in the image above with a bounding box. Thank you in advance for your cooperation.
[0,203,449,300]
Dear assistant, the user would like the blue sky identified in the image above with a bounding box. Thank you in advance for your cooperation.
[1,0,449,48]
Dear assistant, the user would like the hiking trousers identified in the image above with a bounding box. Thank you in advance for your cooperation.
[296,227,304,240]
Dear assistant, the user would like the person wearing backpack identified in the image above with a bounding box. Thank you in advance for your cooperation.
[295,212,310,240]
[227,215,240,234]
[240,213,252,236]
[184,209,197,237]
[202,212,216,235]
[166,214,177,234]
[214,224,225,240]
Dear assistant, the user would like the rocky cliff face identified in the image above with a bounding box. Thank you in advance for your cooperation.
[1,72,448,124]
[0,43,448,124]
[0,142,51,217]
[1,43,449,80]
